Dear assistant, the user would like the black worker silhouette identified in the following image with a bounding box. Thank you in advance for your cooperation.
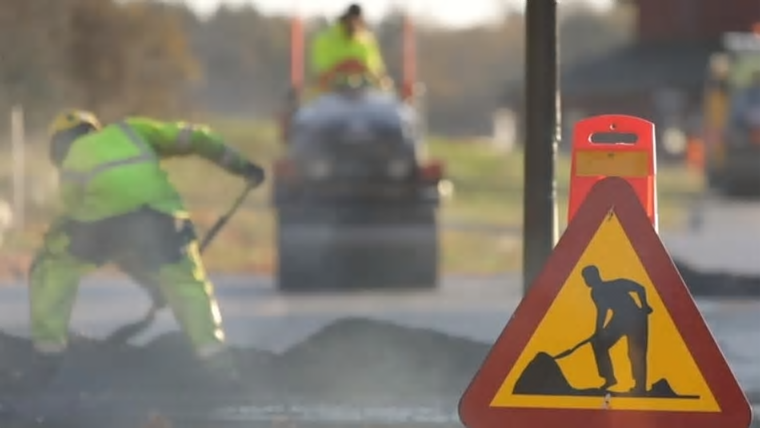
[582,264,651,394]
[512,265,699,399]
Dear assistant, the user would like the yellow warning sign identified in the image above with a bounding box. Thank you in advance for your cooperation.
[490,210,719,412]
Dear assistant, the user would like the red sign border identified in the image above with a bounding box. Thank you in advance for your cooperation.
[458,177,752,428]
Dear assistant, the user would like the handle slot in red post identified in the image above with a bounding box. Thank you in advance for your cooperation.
[589,132,639,144]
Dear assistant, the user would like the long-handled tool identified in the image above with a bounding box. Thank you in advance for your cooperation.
[553,336,594,360]
[552,305,653,360]
[105,184,256,345]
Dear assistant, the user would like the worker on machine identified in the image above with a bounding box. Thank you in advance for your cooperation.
[22,109,265,389]
[732,70,760,129]
[310,3,391,91]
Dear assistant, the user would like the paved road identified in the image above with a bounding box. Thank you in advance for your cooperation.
[0,192,759,426]
[0,274,758,396]
[446,191,760,274]
[664,193,760,274]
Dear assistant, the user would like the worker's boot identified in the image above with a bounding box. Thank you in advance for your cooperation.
[599,376,617,391]
[629,383,647,396]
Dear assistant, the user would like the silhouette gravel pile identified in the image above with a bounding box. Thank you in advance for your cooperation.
[514,352,697,398]
[0,318,491,427]
[513,352,571,395]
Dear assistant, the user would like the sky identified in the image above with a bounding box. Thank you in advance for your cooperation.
[185,0,615,28]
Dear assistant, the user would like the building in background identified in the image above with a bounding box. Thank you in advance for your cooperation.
[505,0,760,159]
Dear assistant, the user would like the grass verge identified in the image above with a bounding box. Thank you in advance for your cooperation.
[0,119,703,279]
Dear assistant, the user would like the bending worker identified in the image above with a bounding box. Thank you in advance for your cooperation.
[582,265,652,394]
[310,3,389,87]
[26,110,265,386]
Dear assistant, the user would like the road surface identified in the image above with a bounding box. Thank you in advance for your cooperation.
[665,193,760,275]
[0,273,758,393]
[0,193,759,426]
[0,192,759,375]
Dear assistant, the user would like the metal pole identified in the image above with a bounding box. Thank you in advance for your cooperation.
[11,105,25,231]
[522,0,559,294]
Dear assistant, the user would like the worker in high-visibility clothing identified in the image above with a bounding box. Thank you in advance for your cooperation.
[310,3,389,88]
[24,109,265,387]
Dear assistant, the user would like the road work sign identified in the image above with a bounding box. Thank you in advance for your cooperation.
[459,177,751,428]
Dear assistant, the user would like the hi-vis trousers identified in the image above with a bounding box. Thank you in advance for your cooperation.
[28,207,226,358]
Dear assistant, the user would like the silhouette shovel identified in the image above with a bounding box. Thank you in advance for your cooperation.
[553,305,653,360]
[553,335,594,360]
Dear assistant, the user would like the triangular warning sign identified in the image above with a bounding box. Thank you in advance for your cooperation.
[459,177,752,428]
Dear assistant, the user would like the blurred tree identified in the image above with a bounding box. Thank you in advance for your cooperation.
[0,0,68,129]
[65,0,199,120]
[119,1,201,117]
[560,1,634,64]
[0,0,635,135]
[188,4,290,116]
[65,0,129,118]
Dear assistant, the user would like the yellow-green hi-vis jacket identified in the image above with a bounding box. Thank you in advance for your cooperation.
[57,117,249,222]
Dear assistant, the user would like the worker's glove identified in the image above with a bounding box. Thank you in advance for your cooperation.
[241,161,265,187]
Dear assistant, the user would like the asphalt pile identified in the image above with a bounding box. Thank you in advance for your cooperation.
[0,318,491,428]
[278,317,488,402]
[0,262,756,427]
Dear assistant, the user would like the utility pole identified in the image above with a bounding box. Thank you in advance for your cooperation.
[522,0,560,294]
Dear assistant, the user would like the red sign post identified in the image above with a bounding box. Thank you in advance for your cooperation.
[568,115,658,229]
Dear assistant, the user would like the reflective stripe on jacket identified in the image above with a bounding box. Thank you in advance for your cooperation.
[58,117,249,221]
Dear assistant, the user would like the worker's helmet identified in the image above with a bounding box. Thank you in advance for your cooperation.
[47,109,102,166]
[345,3,362,18]
[48,109,101,138]
[341,3,364,23]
